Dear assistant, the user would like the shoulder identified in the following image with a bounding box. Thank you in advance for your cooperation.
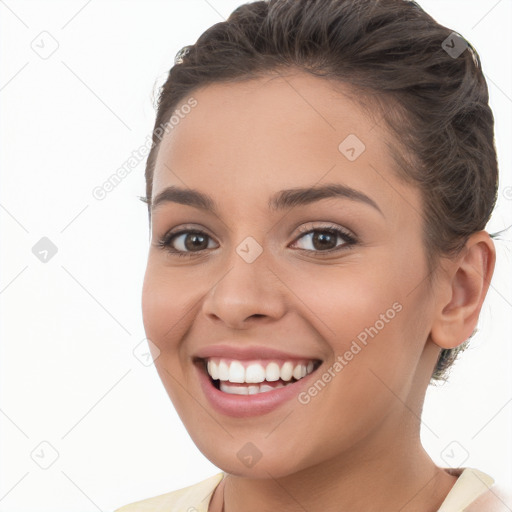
[113,472,225,512]
[438,467,512,512]
[464,484,512,512]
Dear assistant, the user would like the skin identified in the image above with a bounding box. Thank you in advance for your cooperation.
[141,70,496,512]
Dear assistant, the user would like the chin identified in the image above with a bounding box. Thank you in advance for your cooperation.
[213,456,303,479]
[193,438,313,480]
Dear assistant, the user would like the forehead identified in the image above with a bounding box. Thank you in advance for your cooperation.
[152,71,418,220]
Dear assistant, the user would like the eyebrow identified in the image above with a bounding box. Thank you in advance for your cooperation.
[150,183,384,217]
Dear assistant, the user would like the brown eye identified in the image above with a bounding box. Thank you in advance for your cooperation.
[157,229,218,257]
[179,232,210,251]
[291,225,357,254]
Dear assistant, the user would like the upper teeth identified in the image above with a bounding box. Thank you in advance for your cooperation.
[206,358,317,384]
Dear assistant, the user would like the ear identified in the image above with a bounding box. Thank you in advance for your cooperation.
[430,231,496,349]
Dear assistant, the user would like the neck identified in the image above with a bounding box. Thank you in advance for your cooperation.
[211,342,455,512]
[215,418,457,512]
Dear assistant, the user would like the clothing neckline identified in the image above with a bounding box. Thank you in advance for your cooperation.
[206,467,495,512]
[437,467,494,511]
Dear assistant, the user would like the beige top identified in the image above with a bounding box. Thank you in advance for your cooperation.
[114,467,511,512]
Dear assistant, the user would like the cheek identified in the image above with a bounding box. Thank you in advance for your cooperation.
[286,249,429,392]
[141,264,198,414]
[141,261,195,347]
[285,259,403,343]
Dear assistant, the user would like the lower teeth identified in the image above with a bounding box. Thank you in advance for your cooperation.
[217,379,297,395]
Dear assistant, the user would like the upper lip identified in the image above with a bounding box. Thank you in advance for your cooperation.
[193,344,322,362]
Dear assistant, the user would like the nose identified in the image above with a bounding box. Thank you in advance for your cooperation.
[200,249,287,330]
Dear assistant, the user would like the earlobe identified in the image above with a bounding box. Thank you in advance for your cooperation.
[430,231,496,350]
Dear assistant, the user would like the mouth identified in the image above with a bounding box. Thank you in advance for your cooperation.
[194,356,323,395]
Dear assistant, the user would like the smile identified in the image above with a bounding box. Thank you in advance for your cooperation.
[204,357,319,395]
[192,345,324,417]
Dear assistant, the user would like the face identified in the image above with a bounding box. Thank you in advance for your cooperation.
[141,71,441,478]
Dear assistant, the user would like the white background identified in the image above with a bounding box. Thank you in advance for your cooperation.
[1,1,511,510]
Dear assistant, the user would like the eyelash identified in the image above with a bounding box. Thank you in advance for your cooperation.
[156,223,357,258]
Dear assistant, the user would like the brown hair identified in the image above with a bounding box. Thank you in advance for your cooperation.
[141,0,499,382]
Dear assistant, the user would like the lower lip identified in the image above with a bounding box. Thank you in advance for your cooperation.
[195,360,320,418]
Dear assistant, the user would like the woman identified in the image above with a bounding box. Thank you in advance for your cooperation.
[116,0,510,510]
